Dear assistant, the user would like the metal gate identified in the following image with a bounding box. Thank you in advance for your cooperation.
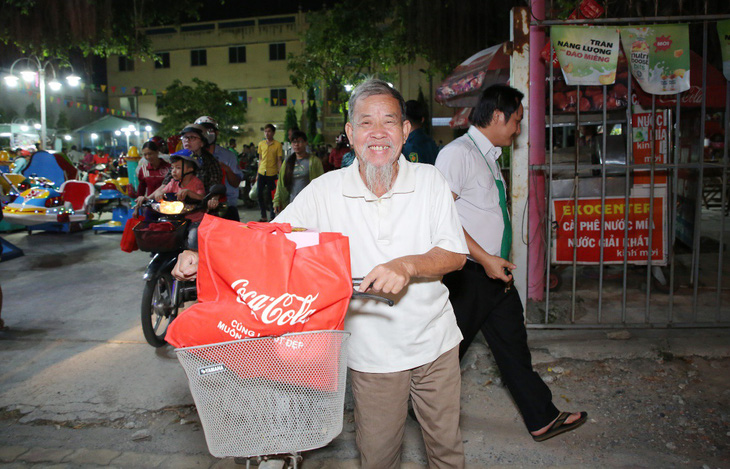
[520,13,730,328]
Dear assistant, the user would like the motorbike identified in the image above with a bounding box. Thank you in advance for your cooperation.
[135,184,226,347]
[238,152,259,209]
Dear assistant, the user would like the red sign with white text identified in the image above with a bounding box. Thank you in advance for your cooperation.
[552,196,666,265]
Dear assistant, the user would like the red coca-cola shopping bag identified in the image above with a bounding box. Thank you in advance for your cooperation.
[166,215,352,390]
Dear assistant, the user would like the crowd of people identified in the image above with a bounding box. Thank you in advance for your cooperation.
[2,79,587,468]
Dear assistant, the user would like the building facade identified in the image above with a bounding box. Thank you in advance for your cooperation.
[106,13,307,144]
[106,11,455,147]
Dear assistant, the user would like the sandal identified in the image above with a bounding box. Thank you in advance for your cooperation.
[532,411,587,442]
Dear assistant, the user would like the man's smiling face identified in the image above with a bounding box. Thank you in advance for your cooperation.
[345,94,410,169]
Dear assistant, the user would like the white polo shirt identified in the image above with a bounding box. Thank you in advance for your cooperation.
[435,126,507,258]
[275,155,468,373]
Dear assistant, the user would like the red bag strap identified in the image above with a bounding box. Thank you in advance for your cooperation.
[246,221,292,234]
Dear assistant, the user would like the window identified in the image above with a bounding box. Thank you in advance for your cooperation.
[230,89,248,104]
[118,56,134,72]
[269,43,286,61]
[191,49,207,67]
[155,52,170,69]
[270,88,287,107]
[229,46,246,64]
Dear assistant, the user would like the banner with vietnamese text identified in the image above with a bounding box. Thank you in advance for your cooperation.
[552,196,666,265]
[620,24,690,95]
[552,26,621,86]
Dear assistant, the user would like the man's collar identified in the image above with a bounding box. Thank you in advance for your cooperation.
[342,155,414,201]
[468,125,502,161]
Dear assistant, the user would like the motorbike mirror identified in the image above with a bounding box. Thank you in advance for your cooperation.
[208,184,226,197]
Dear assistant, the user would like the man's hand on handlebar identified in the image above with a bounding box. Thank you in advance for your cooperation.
[357,259,414,295]
[173,250,199,281]
[207,197,219,211]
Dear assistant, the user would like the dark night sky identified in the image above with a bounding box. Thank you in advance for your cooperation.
[187,1,328,22]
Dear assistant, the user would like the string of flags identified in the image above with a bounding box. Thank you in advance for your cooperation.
[11,81,136,117]
[9,80,343,112]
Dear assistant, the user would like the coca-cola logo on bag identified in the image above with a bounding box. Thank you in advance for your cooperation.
[231,279,319,326]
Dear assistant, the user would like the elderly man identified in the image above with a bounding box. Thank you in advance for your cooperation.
[435,84,586,442]
[173,79,468,469]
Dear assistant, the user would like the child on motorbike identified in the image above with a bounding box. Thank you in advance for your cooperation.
[143,149,206,223]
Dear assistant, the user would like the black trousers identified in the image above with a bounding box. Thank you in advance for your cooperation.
[444,260,559,432]
[256,174,277,219]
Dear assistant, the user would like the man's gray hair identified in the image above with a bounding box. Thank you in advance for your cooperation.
[347,79,406,123]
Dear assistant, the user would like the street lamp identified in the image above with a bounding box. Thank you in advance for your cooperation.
[3,55,81,150]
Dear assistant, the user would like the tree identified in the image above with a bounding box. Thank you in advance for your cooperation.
[305,87,320,143]
[155,78,247,142]
[24,103,39,121]
[283,107,298,142]
[288,0,412,101]
[56,111,70,131]
[0,0,208,60]
[416,86,431,135]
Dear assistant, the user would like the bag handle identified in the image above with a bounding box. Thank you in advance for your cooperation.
[246,221,292,234]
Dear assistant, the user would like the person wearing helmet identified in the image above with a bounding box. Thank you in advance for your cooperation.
[158,123,223,212]
[153,149,207,223]
[194,116,243,221]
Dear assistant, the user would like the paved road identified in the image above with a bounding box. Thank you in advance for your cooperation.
[1,217,729,468]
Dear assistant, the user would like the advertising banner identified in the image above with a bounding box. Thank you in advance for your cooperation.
[552,26,621,86]
[632,110,669,185]
[552,196,666,265]
[718,19,730,81]
[620,24,691,95]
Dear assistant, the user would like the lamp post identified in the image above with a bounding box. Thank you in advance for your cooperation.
[3,55,81,150]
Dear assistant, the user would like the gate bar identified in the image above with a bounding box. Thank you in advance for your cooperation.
[597,85,608,322]
[691,21,709,317]
[645,95,657,322]
[533,14,730,27]
[669,96,681,323]
[718,80,730,318]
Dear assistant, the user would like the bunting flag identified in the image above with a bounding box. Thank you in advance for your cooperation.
[273,98,278,105]
[101,85,107,92]
[248,97,253,103]
[80,83,85,90]
[238,95,243,101]
[141,88,147,95]
[257,98,263,103]
[111,86,116,92]
[264,98,269,103]
[121,87,126,93]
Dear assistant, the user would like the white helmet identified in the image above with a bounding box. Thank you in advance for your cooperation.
[195,116,218,144]
[195,116,218,130]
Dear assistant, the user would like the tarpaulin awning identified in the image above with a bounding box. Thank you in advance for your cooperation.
[436,42,512,109]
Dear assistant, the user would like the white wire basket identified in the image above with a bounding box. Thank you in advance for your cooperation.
[175,330,350,459]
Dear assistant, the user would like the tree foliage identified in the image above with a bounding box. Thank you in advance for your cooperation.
[155,78,247,141]
[288,0,412,93]
[283,107,298,142]
[305,87,319,142]
[0,0,207,60]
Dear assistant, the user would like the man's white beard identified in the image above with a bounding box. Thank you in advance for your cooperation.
[362,157,397,194]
